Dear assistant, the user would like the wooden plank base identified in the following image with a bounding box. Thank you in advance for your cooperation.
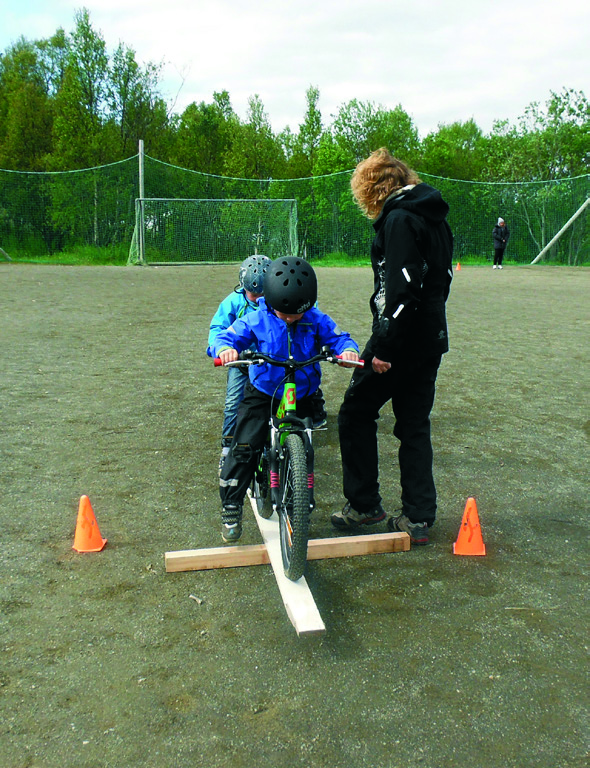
[165,544,270,573]
[164,531,409,573]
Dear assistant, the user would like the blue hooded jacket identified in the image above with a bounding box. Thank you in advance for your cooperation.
[213,298,359,398]
[206,288,259,357]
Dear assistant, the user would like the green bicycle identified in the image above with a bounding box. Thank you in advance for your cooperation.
[219,347,362,581]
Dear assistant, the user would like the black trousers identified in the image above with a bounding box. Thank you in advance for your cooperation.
[338,345,442,526]
[493,247,505,265]
[219,382,316,509]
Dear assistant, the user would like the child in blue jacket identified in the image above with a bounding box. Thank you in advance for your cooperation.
[207,255,271,472]
[213,257,359,543]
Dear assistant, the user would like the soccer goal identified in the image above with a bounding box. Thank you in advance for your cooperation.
[127,198,298,265]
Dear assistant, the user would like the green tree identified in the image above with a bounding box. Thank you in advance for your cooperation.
[331,99,420,166]
[108,43,168,157]
[0,38,53,169]
[224,94,286,181]
[478,89,590,263]
[483,89,589,182]
[419,119,484,180]
[36,28,69,97]
[50,9,111,168]
[2,81,53,170]
[313,132,355,175]
[331,98,382,163]
[279,86,325,257]
[377,105,421,166]
[285,85,323,178]
[515,89,589,180]
[69,8,108,121]
[173,91,236,174]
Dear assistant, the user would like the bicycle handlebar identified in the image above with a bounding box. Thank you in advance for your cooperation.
[213,346,364,369]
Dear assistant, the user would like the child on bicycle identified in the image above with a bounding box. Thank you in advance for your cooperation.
[212,256,360,543]
[207,255,272,473]
[208,255,327,474]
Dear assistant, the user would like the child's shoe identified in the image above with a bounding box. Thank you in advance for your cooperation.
[221,521,242,543]
[221,503,243,543]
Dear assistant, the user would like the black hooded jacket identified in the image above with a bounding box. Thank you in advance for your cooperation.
[368,183,454,361]
[492,224,510,249]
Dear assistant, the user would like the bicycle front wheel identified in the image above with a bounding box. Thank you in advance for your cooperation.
[279,433,310,581]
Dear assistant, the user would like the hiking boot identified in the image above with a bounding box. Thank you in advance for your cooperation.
[221,522,242,543]
[388,513,429,545]
[331,501,386,530]
[221,503,243,543]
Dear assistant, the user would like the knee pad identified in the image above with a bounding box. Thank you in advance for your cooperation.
[232,443,255,464]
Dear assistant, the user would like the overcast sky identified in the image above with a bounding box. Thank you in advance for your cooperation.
[3,0,589,138]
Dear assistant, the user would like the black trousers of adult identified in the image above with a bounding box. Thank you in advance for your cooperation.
[338,345,442,526]
[493,247,505,266]
[219,382,316,509]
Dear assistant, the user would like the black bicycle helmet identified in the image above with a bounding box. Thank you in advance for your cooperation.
[264,257,317,314]
[239,255,271,294]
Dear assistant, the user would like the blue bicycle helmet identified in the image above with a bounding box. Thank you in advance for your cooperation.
[239,255,271,294]
[264,257,317,314]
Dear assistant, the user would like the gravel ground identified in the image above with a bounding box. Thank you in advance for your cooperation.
[1,263,588,768]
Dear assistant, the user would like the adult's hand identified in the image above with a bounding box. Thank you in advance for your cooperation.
[372,356,391,374]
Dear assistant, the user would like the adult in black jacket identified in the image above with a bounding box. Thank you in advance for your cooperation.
[492,217,510,268]
[332,148,453,545]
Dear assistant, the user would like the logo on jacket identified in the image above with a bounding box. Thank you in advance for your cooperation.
[438,330,447,340]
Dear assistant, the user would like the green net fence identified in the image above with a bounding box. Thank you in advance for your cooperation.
[0,158,139,261]
[0,154,588,265]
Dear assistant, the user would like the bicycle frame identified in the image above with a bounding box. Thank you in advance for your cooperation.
[268,367,315,517]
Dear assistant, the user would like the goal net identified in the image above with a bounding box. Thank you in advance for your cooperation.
[127,197,298,265]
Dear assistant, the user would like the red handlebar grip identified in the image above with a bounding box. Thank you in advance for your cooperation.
[335,355,364,367]
[213,358,223,367]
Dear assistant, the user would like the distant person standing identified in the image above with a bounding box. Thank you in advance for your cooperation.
[492,217,510,268]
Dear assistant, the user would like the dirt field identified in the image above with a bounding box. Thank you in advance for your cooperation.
[1,263,588,768]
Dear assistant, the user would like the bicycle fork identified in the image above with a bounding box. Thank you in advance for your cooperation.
[268,421,315,513]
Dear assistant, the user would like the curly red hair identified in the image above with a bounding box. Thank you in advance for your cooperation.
[351,148,421,219]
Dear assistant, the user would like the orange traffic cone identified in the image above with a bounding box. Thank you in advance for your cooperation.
[456,262,461,271]
[72,495,107,553]
[453,497,486,555]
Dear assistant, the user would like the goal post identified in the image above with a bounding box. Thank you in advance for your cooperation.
[127,197,299,265]
[530,196,590,264]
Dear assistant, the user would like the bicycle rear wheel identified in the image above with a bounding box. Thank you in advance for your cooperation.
[279,433,310,581]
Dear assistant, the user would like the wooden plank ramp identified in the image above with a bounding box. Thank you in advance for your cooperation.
[251,503,325,636]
